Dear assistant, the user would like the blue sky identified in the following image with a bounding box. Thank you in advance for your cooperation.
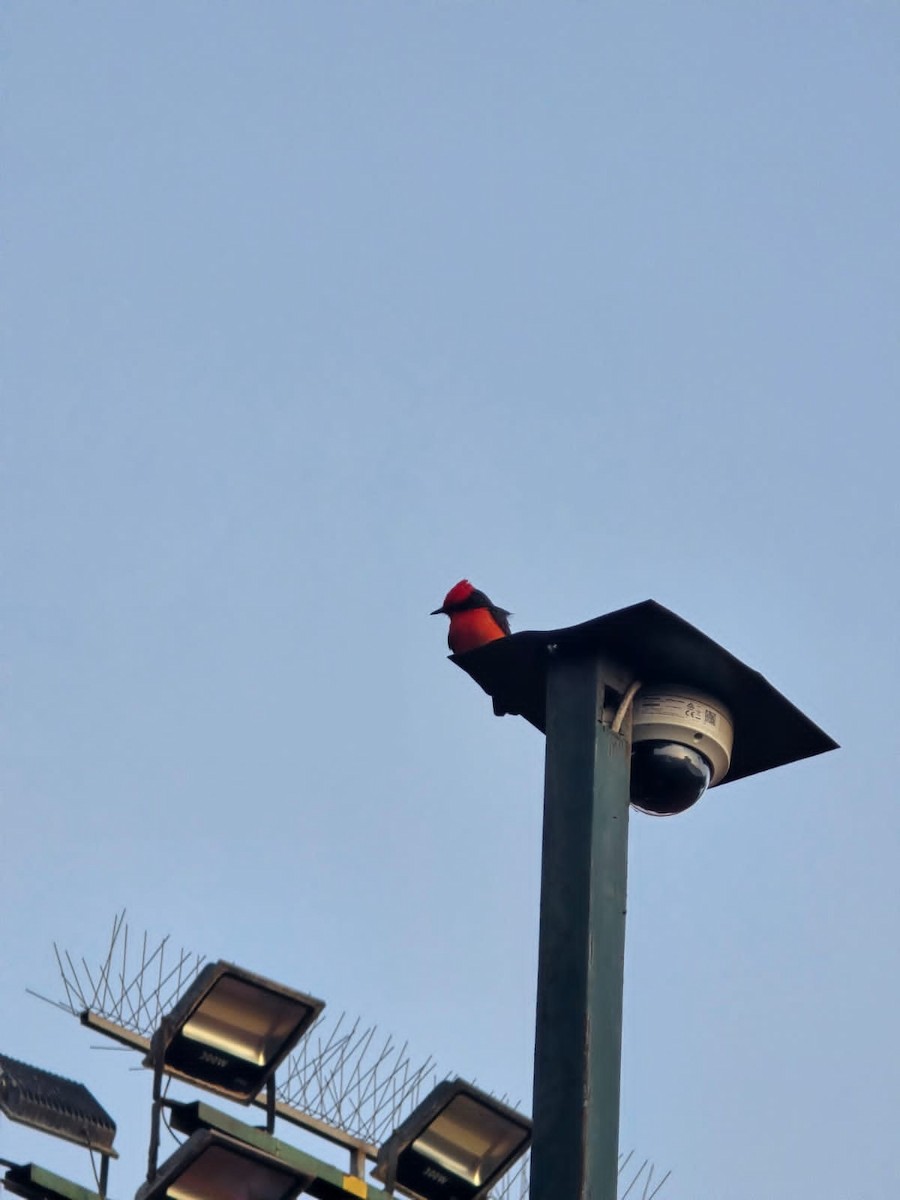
[2,3,898,1197]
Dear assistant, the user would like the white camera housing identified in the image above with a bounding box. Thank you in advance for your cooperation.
[630,687,734,814]
[633,688,734,782]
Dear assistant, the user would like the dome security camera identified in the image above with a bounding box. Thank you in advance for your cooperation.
[629,687,734,815]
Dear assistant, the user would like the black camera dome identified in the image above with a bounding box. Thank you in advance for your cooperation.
[630,740,712,815]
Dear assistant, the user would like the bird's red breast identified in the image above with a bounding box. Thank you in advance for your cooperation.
[446,606,509,655]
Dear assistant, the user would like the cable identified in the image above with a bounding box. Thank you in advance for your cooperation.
[611,681,641,734]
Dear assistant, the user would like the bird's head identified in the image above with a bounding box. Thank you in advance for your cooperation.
[430,578,475,616]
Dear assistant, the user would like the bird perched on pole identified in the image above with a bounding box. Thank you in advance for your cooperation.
[431,579,512,656]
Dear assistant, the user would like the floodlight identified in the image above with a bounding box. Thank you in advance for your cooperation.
[147,1101,381,1200]
[0,1054,116,1157]
[2,1162,104,1200]
[372,1080,531,1200]
[146,961,324,1103]
[1,1162,108,1200]
[134,1128,313,1200]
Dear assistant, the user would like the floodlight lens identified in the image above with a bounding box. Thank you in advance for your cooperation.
[177,977,307,1067]
[630,741,711,815]
[411,1094,526,1186]
[135,1132,310,1200]
[164,1145,299,1200]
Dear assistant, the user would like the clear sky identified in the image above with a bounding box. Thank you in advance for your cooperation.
[2,3,898,1198]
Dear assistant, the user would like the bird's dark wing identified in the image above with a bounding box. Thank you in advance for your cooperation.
[489,605,512,636]
[458,587,512,635]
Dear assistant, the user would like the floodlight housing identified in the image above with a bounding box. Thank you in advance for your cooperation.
[0,1054,116,1157]
[156,1100,383,1200]
[372,1080,531,1200]
[450,599,837,796]
[134,1127,313,1200]
[2,1163,103,1200]
[146,961,324,1103]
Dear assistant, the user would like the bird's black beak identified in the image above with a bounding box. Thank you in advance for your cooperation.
[430,606,446,616]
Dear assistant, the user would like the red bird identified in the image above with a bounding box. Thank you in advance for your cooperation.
[431,579,512,655]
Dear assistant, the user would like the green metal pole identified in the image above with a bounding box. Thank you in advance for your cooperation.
[530,652,632,1200]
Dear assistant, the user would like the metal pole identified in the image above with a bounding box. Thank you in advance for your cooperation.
[146,1053,164,1181]
[265,1076,277,1134]
[530,652,632,1200]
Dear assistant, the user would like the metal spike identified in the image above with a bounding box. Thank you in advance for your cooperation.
[34,913,670,1191]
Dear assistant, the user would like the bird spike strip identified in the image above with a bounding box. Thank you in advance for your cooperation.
[30,910,207,1039]
[29,912,437,1146]
[485,1150,670,1200]
[30,913,670,1198]
[278,1012,437,1145]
